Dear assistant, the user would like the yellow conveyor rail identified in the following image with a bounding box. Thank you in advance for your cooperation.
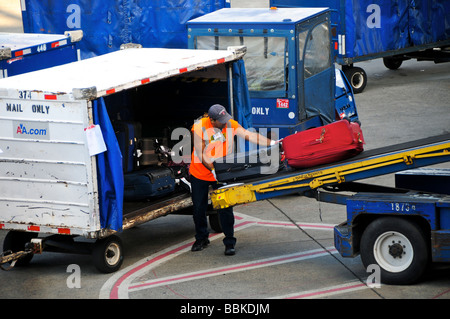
[211,139,450,209]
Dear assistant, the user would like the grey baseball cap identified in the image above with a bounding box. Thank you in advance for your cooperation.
[208,104,232,124]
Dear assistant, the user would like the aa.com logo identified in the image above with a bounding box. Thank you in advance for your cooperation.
[13,121,50,140]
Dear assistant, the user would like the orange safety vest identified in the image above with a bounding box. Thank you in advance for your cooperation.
[189,117,239,181]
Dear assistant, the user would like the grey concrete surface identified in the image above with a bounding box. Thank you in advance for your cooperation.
[0,0,449,304]
[0,0,23,33]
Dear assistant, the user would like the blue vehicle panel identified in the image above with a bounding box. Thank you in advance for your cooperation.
[335,192,450,262]
[188,8,359,138]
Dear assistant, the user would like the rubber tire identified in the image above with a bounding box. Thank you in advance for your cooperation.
[360,217,429,285]
[383,57,403,70]
[3,231,37,266]
[343,66,367,94]
[92,235,124,273]
[208,212,223,233]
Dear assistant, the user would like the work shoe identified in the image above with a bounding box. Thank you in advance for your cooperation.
[224,244,235,256]
[191,238,210,252]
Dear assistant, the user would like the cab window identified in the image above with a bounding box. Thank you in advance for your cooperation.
[196,36,287,94]
[303,22,331,79]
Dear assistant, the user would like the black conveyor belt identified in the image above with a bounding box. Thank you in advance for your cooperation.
[224,133,450,185]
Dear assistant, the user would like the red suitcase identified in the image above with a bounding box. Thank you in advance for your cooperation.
[282,120,364,169]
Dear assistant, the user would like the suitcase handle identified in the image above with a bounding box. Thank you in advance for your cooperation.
[310,128,326,145]
[226,164,252,172]
[157,185,173,191]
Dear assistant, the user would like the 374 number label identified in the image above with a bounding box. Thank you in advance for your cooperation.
[18,90,32,99]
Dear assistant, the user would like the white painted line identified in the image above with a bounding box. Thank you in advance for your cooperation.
[234,212,336,230]
[128,247,338,293]
[100,212,340,299]
[254,220,335,230]
[271,280,369,299]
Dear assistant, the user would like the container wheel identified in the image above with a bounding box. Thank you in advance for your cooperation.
[3,231,37,266]
[343,66,367,94]
[92,235,124,273]
[383,57,403,70]
[360,217,429,285]
[208,212,222,233]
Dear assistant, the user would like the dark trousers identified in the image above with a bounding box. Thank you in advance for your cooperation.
[190,174,236,246]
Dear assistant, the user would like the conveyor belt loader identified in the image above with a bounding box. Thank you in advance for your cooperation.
[211,134,450,284]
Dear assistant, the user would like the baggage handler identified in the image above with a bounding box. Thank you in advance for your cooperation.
[190,104,276,255]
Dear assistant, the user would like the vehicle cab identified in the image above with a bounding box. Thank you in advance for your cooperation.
[187,7,358,138]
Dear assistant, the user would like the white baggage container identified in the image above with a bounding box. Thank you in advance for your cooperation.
[0,46,247,272]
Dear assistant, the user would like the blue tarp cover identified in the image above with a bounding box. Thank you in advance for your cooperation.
[22,0,228,59]
[271,0,450,58]
[232,59,253,129]
[93,98,124,232]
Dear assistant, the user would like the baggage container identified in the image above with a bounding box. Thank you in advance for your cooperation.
[271,0,450,93]
[0,31,82,78]
[20,0,229,59]
[0,46,251,272]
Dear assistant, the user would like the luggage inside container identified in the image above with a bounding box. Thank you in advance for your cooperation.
[101,65,230,212]
[213,144,282,182]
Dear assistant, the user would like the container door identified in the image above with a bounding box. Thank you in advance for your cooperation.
[300,19,335,124]
[0,96,100,236]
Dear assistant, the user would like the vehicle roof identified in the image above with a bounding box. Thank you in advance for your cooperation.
[0,47,242,99]
[188,7,329,25]
[0,32,70,51]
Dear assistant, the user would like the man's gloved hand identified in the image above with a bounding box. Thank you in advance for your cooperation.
[270,138,283,146]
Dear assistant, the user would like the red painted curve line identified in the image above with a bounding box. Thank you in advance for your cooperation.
[109,221,254,299]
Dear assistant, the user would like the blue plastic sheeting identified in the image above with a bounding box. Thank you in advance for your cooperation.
[93,98,124,232]
[232,59,253,152]
[346,0,409,56]
[407,0,450,45]
[271,0,450,59]
[232,59,253,130]
[21,0,228,59]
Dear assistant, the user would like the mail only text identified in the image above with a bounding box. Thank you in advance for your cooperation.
[6,103,51,115]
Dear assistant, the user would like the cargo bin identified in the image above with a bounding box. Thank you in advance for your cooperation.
[0,31,82,78]
[271,0,450,93]
[0,46,251,272]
